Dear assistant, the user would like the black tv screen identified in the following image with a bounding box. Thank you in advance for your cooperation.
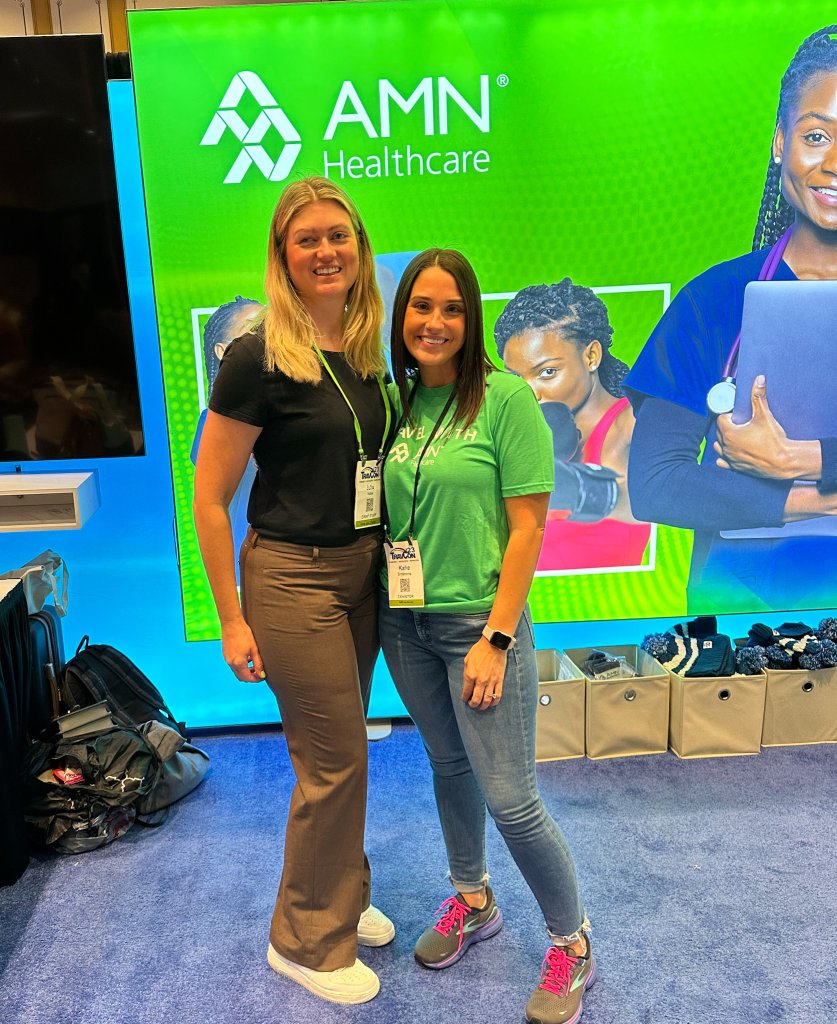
[0,35,144,461]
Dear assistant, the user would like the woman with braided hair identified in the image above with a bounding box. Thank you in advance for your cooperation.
[624,25,837,612]
[495,278,651,571]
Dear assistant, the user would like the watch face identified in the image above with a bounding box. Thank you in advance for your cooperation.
[489,630,512,650]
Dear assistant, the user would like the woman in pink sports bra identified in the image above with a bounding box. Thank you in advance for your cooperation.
[494,278,651,570]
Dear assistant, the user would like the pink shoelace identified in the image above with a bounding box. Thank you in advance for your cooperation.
[538,946,579,995]
[432,896,471,950]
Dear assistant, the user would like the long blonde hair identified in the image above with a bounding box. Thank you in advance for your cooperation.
[259,177,385,382]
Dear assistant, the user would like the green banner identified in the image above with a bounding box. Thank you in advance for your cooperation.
[130,0,830,640]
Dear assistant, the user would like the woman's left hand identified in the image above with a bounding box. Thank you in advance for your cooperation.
[713,375,796,479]
[462,639,507,710]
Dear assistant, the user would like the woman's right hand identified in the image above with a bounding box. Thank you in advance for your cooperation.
[221,617,266,682]
[193,411,265,682]
[714,375,821,482]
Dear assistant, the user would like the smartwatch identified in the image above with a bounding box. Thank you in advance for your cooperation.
[482,626,516,651]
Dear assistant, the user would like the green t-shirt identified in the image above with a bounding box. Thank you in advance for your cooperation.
[382,371,554,612]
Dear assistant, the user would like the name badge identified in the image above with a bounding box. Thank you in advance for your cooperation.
[385,538,425,607]
[354,460,382,529]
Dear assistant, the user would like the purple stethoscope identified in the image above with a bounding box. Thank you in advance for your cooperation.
[705,225,794,416]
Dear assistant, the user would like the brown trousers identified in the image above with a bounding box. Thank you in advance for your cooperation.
[239,529,381,971]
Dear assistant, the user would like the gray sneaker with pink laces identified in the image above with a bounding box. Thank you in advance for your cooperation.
[413,887,503,969]
[524,939,597,1024]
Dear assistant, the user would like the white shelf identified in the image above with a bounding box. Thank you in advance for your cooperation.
[0,472,100,531]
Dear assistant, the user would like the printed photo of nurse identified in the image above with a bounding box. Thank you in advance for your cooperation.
[623,24,837,614]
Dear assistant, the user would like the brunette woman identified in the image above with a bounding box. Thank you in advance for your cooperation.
[379,249,594,1024]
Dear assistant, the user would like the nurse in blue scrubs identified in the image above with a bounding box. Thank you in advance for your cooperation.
[624,25,837,612]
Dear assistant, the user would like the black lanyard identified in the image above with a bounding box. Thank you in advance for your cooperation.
[383,381,457,540]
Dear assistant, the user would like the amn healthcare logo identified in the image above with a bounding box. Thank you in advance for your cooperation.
[200,71,302,184]
[202,69,499,185]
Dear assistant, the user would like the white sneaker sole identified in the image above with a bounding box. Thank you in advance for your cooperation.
[267,946,380,1005]
[357,920,396,947]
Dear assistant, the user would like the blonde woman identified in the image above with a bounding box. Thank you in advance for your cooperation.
[194,177,393,1005]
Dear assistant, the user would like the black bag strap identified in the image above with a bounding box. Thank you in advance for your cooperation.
[134,807,170,829]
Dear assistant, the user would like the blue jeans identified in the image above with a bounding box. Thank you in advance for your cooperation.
[379,596,584,937]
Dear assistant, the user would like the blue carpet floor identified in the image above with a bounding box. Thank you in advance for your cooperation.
[1,723,835,1024]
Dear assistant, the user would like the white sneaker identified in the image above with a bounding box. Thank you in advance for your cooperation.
[267,944,380,1004]
[357,904,396,947]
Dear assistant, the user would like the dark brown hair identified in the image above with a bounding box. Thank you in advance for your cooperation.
[390,248,494,428]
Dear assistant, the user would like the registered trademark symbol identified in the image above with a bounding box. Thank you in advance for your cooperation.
[496,74,509,87]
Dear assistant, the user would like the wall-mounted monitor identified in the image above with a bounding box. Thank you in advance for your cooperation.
[0,35,144,462]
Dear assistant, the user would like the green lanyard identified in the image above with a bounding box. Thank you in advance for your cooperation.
[313,343,391,462]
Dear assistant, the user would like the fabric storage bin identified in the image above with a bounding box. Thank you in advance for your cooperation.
[535,649,585,761]
[669,672,766,758]
[761,666,837,747]
[564,646,669,759]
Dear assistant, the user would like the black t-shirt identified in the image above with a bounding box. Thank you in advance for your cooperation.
[208,331,389,546]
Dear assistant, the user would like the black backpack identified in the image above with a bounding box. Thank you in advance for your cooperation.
[24,637,208,853]
[61,637,183,735]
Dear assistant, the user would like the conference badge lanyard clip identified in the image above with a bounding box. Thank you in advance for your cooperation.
[383,385,456,608]
[706,226,794,416]
[313,343,391,529]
